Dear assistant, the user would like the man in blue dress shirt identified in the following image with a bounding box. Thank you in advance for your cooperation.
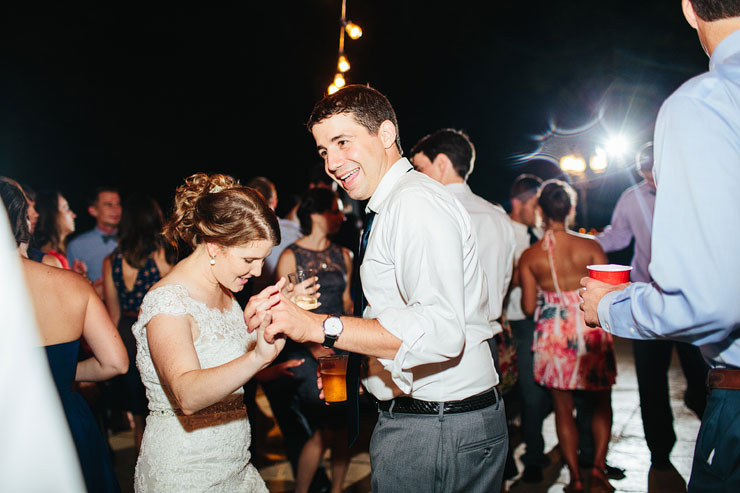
[67,187,121,293]
[580,1,740,489]
[597,143,708,471]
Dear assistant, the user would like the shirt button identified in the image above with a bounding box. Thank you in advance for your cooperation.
[630,327,636,334]
[604,322,610,331]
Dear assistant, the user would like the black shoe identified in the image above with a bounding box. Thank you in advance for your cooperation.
[521,465,543,483]
[604,462,626,480]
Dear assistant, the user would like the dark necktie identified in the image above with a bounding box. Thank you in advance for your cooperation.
[347,210,375,447]
[102,234,116,244]
[527,226,538,246]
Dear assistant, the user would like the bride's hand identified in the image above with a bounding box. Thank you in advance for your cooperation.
[244,278,286,333]
[255,311,285,366]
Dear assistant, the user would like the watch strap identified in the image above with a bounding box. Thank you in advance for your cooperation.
[322,334,338,349]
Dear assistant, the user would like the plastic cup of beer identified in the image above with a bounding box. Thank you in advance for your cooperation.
[288,269,319,310]
[587,264,632,285]
[319,354,348,403]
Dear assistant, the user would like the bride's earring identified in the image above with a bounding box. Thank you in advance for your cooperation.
[210,255,216,266]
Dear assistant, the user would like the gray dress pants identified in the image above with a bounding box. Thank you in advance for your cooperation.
[369,395,507,493]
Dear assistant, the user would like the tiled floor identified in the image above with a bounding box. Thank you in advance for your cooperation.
[111,336,701,492]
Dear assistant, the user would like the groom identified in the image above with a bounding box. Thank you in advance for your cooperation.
[252,84,508,492]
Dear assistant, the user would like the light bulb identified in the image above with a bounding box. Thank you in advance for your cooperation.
[334,73,346,88]
[589,148,608,173]
[559,154,586,174]
[338,55,350,73]
[345,22,363,39]
[328,84,340,95]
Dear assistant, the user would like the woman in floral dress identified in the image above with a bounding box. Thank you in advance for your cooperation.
[518,179,616,493]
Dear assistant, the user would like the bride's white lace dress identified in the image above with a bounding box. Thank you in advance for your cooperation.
[132,284,268,492]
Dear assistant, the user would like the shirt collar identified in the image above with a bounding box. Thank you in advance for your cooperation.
[710,28,740,72]
[366,157,413,214]
[94,226,117,236]
[445,182,471,194]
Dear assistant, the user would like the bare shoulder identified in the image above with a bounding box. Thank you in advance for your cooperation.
[518,243,538,267]
[278,246,296,262]
[566,232,606,264]
[23,258,92,292]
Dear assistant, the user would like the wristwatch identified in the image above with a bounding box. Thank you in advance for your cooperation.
[321,315,344,349]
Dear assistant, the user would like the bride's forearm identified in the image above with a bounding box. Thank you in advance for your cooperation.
[169,351,268,415]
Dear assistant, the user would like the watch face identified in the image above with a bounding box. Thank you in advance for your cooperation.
[324,316,343,336]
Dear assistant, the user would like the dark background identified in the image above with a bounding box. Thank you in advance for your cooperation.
[1,1,707,233]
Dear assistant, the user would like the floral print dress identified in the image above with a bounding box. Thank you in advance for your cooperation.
[532,231,616,390]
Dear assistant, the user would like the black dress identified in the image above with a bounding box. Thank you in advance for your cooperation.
[259,242,350,472]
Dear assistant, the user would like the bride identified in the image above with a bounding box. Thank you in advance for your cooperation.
[132,173,285,492]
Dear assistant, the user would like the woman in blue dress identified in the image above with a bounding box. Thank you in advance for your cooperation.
[1,179,129,493]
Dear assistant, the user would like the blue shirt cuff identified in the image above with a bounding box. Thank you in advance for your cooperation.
[597,290,621,335]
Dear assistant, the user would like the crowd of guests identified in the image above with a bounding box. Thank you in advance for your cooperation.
[0,113,709,493]
[2,2,739,491]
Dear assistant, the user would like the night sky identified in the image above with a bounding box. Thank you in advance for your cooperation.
[1,1,708,232]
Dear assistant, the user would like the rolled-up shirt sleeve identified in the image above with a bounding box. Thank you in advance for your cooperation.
[372,190,468,392]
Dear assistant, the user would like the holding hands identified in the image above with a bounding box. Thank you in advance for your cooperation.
[245,277,324,345]
[244,278,285,333]
[245,277,324,364]
[244,278,288,367]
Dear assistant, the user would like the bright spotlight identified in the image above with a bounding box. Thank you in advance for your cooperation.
[605,135,630,157]
[560,155,586,174]
[328,84,340,95]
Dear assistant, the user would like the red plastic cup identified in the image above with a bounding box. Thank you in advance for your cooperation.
[587,264,632,285]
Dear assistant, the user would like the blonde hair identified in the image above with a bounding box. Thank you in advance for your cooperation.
[163,173,280,251]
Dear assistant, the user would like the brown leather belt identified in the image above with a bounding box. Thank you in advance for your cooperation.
[377,388,499,415]
[122,311,139,318]
[707,368,740,391]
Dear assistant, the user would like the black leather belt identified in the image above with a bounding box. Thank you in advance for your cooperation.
[377,387,498,415]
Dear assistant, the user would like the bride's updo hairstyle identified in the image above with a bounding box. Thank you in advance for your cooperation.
[163,173,280,252]
[538,179,577,226]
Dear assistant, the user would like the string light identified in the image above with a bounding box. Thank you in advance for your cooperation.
[327,0,363,94]
[589,147,608,173]
[338,55,350,73]
[345,22,363,39]
[560,154,586,174]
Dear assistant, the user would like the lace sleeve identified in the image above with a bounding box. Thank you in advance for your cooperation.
[132,285,190,339]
